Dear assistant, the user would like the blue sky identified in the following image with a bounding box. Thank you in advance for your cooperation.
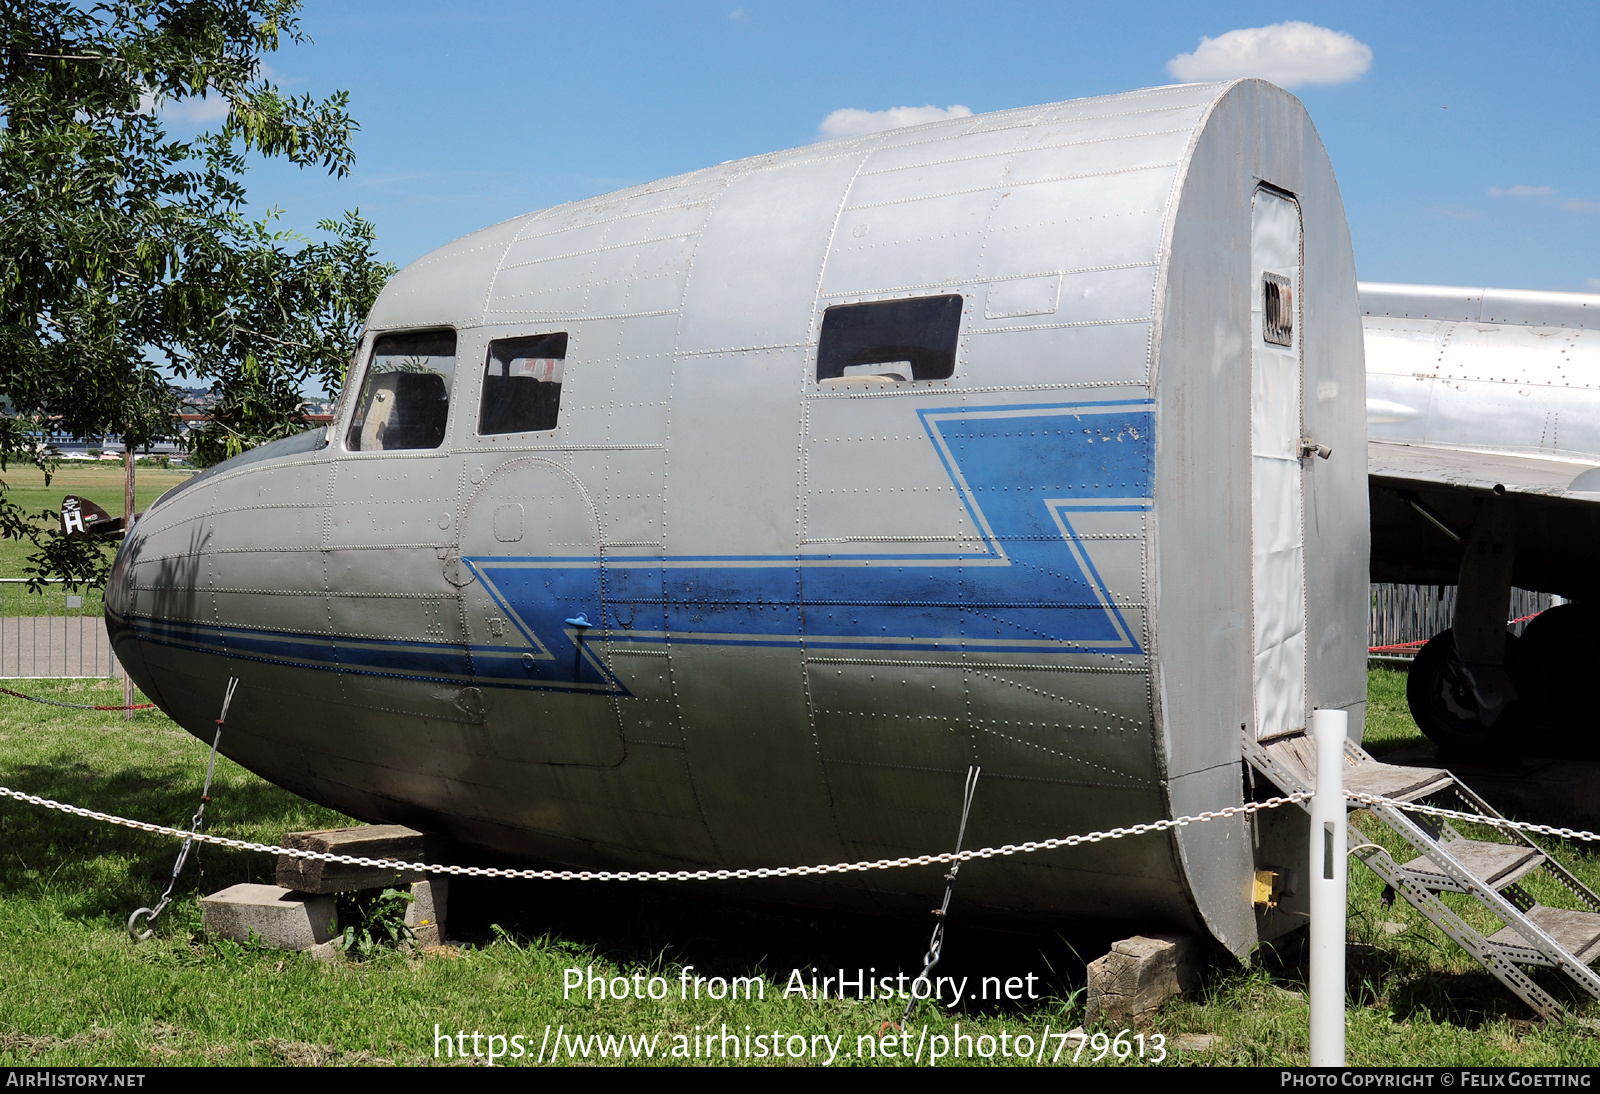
[189,1,1600,293]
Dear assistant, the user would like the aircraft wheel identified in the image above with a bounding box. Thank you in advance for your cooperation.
[1406,628,1524,752]
[1518,603,1600,729]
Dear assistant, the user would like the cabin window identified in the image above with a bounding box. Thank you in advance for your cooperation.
[478,333,567,434]
[817,295,962,383]
[345,331,456,451]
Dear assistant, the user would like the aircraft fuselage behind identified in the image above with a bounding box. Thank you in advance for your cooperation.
[1359,283,1600,749]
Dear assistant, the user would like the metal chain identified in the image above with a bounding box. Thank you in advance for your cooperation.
[0,783,1309,883]
[0,686,156,711]
[32,775,1600,890]
[1346,790,1600,843]
[127,677,239,941]
[901,764,981,1026]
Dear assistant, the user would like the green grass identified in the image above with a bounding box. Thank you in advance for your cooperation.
[1,672,1598,1066]
[0,463,193,582]
[1362,663,1418,754]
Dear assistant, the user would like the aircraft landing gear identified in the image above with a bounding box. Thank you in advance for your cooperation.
[1406,628,1526,752]
[1408,495,1526,753]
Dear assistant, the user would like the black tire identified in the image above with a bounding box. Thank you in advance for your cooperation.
[1406,628,1524,752]
[1518,602,1600,729]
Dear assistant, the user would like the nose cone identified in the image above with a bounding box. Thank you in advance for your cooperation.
[104,514,156,702]
[100,428,332,732]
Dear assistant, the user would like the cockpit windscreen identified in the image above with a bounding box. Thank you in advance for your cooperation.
[345,331,457,451]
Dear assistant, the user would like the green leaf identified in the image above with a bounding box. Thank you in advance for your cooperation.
[0,1,395,575]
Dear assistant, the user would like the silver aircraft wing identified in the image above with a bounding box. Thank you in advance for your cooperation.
[1361,282,1600,600]
[1370,440,1600,496]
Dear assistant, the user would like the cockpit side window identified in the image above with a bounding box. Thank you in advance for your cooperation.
[478,332,567,435]
[817,295,962,384]
[345,331,457,452]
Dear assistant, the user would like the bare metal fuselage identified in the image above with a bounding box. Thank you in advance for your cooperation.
[106,81,1369,954]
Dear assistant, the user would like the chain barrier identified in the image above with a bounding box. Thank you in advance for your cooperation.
[8,773,1594,891]
[127,677,239,941]
[1346,790,1600,844]
[0,686,155,711]
[1368,611,1544,655]
[0,783,1311,884]
[1365,640,1428,654]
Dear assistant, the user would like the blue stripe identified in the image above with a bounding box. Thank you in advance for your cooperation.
[133,402,1154,696]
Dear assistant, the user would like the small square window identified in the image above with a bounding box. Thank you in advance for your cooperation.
[479,333,568,435]
[817,295,962,383]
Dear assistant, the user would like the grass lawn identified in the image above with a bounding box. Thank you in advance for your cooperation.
[1,668,1598,1067]
[0,463,193,583]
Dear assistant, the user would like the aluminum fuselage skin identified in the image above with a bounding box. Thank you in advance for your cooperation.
[107,81,1368,954]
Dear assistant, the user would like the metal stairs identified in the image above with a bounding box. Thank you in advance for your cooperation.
[1243,730,1600,1021]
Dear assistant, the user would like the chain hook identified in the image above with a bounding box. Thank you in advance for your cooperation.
[127,905,158,942]
[901,764,980,1025]
[127,676,238,943]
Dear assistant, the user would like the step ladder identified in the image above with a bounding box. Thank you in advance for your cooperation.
[1243,730,1600,1021]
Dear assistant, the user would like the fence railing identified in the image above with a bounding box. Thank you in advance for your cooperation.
[1368,583,1564,660]
[0,579,119,679]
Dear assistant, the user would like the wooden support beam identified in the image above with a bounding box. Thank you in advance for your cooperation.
[276,824,438,894]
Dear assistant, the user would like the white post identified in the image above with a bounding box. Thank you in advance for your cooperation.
[1309,707,1348,1066]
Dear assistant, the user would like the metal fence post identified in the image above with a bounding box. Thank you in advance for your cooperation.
[1309,706,1348,1067]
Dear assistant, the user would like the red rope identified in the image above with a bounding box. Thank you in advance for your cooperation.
[0,686,155,711]
[1368,610,1548,654]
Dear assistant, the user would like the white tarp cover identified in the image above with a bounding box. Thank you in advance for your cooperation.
[1251,189,1308,740]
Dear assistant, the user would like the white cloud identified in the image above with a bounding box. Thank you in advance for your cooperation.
[1587,279,1600,292]
[163,95,231,123]
[136,90,231,123]
[1166,22,1372,88]
[1488,184,1557,199]
[817,104,972,140]
[1485,186,1600,213]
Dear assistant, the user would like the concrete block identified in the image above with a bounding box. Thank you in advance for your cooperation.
[202,883,337,952]
[1084,933,1202,1027]
[404,878,449,947]
[277,824,433,894]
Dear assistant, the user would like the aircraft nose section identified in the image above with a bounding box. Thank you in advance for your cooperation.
[105,523,135,619]
[104,516,155,699]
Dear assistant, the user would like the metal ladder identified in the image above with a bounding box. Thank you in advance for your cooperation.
[1243,730,1600,1021]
